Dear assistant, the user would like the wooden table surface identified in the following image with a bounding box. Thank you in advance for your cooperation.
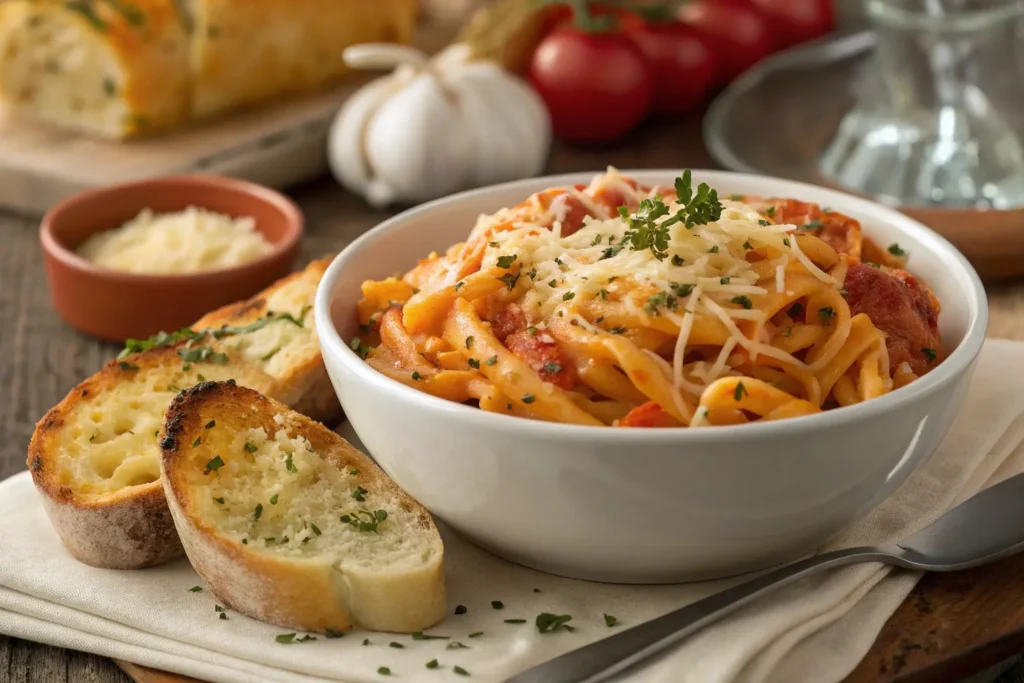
[3,115,1024,683]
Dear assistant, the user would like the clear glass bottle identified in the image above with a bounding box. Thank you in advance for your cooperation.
[820,0,1024,209]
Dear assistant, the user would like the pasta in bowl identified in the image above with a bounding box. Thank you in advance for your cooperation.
[316,169,985,583]
[351,169,943,428]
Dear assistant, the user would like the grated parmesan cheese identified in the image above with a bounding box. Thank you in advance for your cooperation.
[78,206,272,275]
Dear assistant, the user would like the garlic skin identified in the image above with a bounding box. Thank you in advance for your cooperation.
[328,43,552,207]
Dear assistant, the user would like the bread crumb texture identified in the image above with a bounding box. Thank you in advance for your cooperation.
[189,414,435,572]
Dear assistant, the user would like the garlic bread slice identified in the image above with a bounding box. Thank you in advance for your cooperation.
[27,258,340,569]
[160,382,446,634]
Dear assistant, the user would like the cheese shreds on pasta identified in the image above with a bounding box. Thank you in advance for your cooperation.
[355,168,944,429]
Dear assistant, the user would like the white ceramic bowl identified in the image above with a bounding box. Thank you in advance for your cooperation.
[315,170,988,584]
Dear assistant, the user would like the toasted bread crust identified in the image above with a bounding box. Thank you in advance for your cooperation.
[27,259,340,569]
[161,382,446,633]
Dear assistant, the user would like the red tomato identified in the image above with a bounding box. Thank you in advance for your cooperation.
[528,27,654,143]
[624,22,716,114]
[678,0,774,85]
[745,0,835,48]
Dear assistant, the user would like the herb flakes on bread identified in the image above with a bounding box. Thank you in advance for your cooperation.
[160,381,446,634]
[27,258,340,569]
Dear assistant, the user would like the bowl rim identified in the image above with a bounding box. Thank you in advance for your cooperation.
[316,169,989,443]
[39,174,304,284]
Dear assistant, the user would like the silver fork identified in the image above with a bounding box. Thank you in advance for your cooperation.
[506,472,1024,683]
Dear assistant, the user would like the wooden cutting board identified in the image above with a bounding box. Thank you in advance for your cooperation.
[0,23,454,216]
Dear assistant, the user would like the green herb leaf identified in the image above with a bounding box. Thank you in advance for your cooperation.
[454,666,470,676]
[465,336,474,349]
[467,358,480,369]
[66,1,109,31]
[536,613,573,633]
[921,347,938,362]
[188,586,203,592]
[412,370,422,380]
[117,361,140,371]
[604,614,619,627]
[671,254,684,266]
[389,642,404,649]
[285,453,297,473]
[468,632,484,638]
[205,420,216,429]
[193,437,201,447]
[802,219,823,230]
[253,503,263,520]
[454,605,467,615]
[276,633,296,644]
[504,619,527,624]
[325,628,345,638]
[378,666,391,676]
[204,456,224,473]
[543,362,562,374]
[213,497,224,504]
[350,337,371,360]
[521,394,535,404]
[496,254,517,269]
[269,494,279,505]
[818,306,837,324]
[562,292,575,301]
[734,382,747,401]
[352,486,368,502]
[731,296,753,310]
[244,441,257,453]
[447,641,471,649]
[491,600,504,610]
[888,243,907,257]
[412,631,450,640]
[426,659,440,669]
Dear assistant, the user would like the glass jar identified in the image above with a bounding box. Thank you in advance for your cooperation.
[820,0,1024,209]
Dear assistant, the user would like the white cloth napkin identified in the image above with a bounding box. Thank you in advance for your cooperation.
[3,339,1024,683]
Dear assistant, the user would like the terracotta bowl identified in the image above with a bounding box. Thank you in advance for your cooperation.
[40,175,303,343]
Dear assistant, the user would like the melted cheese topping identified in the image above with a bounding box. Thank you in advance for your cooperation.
[78,206,272,275]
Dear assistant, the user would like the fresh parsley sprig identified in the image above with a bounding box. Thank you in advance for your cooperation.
[617,170,723,261]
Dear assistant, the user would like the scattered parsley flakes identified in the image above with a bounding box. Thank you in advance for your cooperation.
[426,659,440,669]
[188,586,203,592]
[504,619,527,624]
[311,523,322,536]
[205,420,216,429]
[447,641,471,649]
[731,295,753,309]
[412,631,450,640]
[497,272,520,291]
[253,503,263,520]
[349,337,371,359]
[604,614,619,627]
[192,437,201,447]
[455,281,465,291]
[352,486,368,502]
[363,638,372,646]
[562,291,575,301]
[922,347,938,362]
[491,600,504,609]
[467,358,480,369]
[468,632,484,638]
[244,441,257,453]
[734,382,748,401]
[671,254,684,266]
[454,666,471,676]
[325,628,345,638]
[286,453,297,473]
[521,394,535,404]
[269,494,279,505]
[802,219,823,230]
[543,362,562,374]
[412,370,422,380]
[818,306,837,325]
[213,497,224,504]
[485,355,498,366]
[496,254,517,268]
[527,326,538,336]
[454,605,468,615]
[465,336,474,349]
[276,633,297,644]
[378,666,392,676]
[708,245,719,254]
[720,276,731,284]
[204,456,224,473]
[888,243,907,257]
[117,361,139,371]
[389,642,404,649]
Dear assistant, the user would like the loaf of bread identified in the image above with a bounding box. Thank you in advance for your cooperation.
[161,382,446,633]
[0,0,418,138]
[27,258,341,569]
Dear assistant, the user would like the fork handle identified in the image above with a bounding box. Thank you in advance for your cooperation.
[504,546,893,683]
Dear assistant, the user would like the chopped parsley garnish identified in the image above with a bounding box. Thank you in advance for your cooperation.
[616,170,722,260]
[734,382,748,401]
[547,279,558,288]
[455,281,465,291]
[340,509,387,533]
[454,666,471,676]
[562,292,575,301]
[276,633,297,643]
[244,441,257,453]
[609,326,626,334]
[349,337,371,359]
[758,219,771,227]
[646,291,677,314]
[672,283,695,298]
[389,642,404,649]
[783,238,791,247]
[671,254,684,266]
[598,288,609,300]
[496,254,517,268]
[818,307,837,324]
[117,361,139,371]
[765,206,775,215]
[352,486,368,502]
[527,326,538,336]
[554,257,564,266]
[350,468,360,475]
[489,241,499,247]
[378,666,392,676]
[197,373,206,382]
[447,641,471,649]
[204,456,224,473]
[176,347,228,365]
[269,494,279,505]
[412,631,450,640]
[193,437,201,447]
[708,246,719,254]
[533,588,542,593]
[731,295,753,309]
[465,336,474,349]
[426,659,440,669]
[188,586,203,592]
[412,370,422,380]
[720,276,731,284]
[213,497,224,504]
[536,613,573,633]
[486,355,498,366]
[253,503,263,520]
[543,362,562,374]
[802,219,823,230]
[743,240,753,250]
[788,303,803,318]
[467,358,480,369]
[491,600,504,609]
[455,605,468,615]
[325,628,344,638]
[285,453,297,473]
[468,632,484,638]
[363,639,371,646]
[600,243,627,260]
[504,619,527,624]
[888,243,906,257]
[922,347,938,362]
[521,394,535,404]
[604,614,619,627]
[310,523,322,536]
[497,272,520,291]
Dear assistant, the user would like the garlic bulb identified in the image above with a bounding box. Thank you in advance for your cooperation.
[328,43,552,207]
